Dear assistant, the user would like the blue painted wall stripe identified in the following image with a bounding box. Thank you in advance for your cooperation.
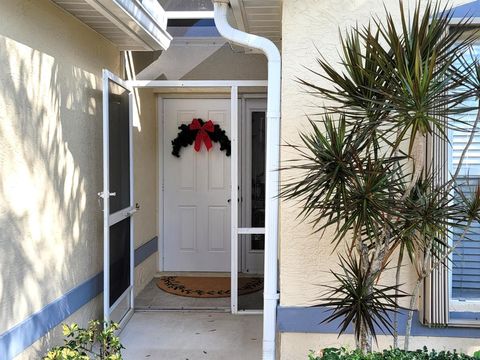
[0,273,103,360]
[0,236,158,360]
[277,306,480,338]
[134,236,158,267]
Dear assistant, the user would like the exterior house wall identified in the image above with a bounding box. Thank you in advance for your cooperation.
[0,0,120,358]
[279,0,478,358]
[280,0,420,309]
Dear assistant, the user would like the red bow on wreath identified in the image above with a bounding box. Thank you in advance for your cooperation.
[189,118,214,152]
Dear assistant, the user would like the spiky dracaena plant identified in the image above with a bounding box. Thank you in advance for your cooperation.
[281,1,480,352]
[320,255,406,349]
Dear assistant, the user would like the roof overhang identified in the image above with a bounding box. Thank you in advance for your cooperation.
[52,0,173,51]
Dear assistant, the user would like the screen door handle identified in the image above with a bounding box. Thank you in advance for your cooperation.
[125,208,138,217]
[125,203,140,217]
[97,191,116,199]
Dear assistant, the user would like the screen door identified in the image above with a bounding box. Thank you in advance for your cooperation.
[101,70,135,326]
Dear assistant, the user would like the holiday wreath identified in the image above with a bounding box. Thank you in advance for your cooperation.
[171,118,231,157]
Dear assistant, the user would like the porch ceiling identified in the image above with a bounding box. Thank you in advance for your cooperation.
[158,0,282,49]
[231,0,282,48]
[51,0,172,51]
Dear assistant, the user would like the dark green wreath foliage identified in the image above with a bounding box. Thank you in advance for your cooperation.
[308,347,479,360]
[171,118,231,157]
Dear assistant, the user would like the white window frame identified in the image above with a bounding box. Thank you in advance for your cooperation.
[447,40,480,317]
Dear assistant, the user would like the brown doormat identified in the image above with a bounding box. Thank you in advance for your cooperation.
[156,276,263,298]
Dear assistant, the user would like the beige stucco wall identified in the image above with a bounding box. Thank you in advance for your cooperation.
[279,0,476,357]
[279,0,475,306]
[0,0,121,357]
[133,88,158,295]
[280,0,424,309]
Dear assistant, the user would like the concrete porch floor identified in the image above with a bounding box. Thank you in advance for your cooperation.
[120,311,262,359]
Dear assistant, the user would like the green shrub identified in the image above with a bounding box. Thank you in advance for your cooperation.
[308,347,476,360]
[43,320,124,360]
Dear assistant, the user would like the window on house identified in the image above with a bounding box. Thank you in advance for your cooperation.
[448,40,480,315]
[158,0,213,11]
[166,19,219,37]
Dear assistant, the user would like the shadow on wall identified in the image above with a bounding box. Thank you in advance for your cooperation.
[0,34,104,352]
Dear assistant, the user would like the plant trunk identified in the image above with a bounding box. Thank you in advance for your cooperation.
[355,238,373,353]
[392,248,403,349]
[401,132,425,201]
[404,277,422,351]
[359,320,372,353]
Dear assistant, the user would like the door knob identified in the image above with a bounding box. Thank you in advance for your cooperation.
[227,198,241,203]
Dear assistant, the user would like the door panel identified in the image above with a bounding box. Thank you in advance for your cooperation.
[108,81,131,214]
[179,206,196,250]
[208,206,228,251]
[109,218,131,306]
[164,99,231,272]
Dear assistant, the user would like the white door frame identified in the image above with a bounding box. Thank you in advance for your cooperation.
[102,70,136,327]
[131,80,268,315]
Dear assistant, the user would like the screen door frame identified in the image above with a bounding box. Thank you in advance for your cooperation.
[101,69,135,326]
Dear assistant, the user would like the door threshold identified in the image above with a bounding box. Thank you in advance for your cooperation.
[134,307,230,313]
[155,272,264,277]
[155,272,231,277]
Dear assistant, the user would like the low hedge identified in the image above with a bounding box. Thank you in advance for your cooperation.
[309,347,480,360]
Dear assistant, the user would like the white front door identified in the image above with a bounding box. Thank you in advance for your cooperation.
[164,99,231,272]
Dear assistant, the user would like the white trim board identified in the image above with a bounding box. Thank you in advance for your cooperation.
[128,80,268,88]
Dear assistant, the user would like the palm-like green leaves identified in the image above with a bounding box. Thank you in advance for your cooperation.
[392,174,466,275]
[281,115,407,247]
[299,1,477,156]
[281,114,357,233]
[320,255,405,342]
[373,1,476,153]
[456,180,480,223]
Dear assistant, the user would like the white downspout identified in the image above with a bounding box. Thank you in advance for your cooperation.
[213,2,281,360]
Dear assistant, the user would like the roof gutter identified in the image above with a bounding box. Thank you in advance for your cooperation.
[213,2,281,360]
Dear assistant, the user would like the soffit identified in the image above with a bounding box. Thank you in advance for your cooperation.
[158,0,282,49]
[51,0,172,51]
[231,0,282,49]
